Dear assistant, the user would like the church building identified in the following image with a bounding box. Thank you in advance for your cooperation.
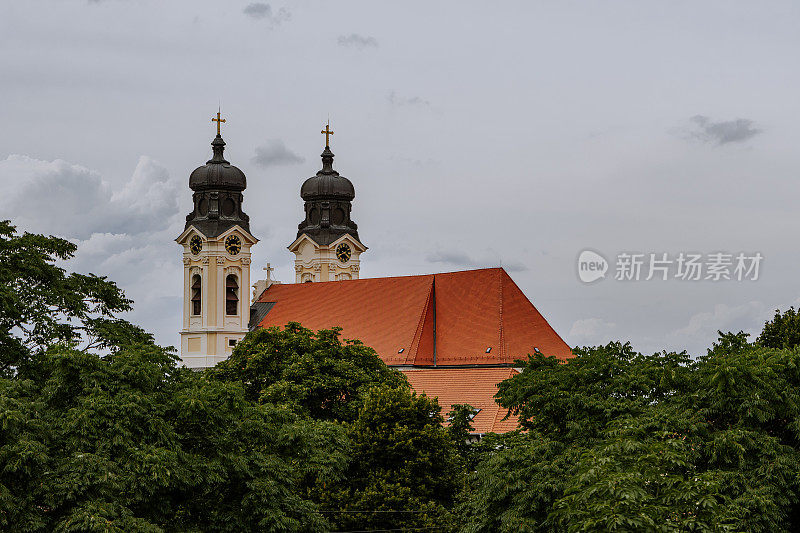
[178,114,573,435]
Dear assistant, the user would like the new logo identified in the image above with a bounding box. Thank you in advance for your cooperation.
[577,250,608,283]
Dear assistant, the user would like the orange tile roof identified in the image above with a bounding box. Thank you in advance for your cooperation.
[255,274,434,365]
[256,267,572,365]
[402,367,520,434]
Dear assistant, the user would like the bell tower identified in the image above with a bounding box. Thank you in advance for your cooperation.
[176,111,257,368]
[288,123,367,282]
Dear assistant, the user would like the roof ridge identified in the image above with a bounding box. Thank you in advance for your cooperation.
[490,371,514,431]
[498,268,506,364]
[407,277,435,364]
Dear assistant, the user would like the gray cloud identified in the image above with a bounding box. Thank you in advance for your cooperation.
[252,140,305,168]
[242,3,290,25]
[0,154,180,239]
[426,250,527,272]
[688,115,762,145]
[243,3,270,18]
[388,92,430,107]
[427,250,474,266]
[337,33,379,49]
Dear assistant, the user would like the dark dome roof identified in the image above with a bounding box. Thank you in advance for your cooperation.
[300,147,354,200]
[189,135,247,191]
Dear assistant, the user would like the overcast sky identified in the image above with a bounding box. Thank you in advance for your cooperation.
[2,0,799,356]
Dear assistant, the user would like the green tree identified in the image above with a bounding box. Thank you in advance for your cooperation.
[214,325,463,531]
[322,386,460,532]
[758,307,800,349]
[212,323,407,422]
[447,403,480,467]
[0,338,348,532]
[460,337,800,532]
[0,220,131,376]
[549,407,725,532]
[459,342,690,532]
[552,342,800,532]
[457,432,576,532]
[496,342,693,443]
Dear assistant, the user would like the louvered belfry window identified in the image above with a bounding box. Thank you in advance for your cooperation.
[226,274,239,316]
[191,274,202,315]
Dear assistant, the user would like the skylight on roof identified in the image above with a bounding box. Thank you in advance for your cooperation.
[398,348,405,353]
[485,347,492,353]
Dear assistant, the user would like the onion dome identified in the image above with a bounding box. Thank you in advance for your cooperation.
[184,125,250,239]
[189,135,247,191]
[300,146,355,201]
[296,142,360,246]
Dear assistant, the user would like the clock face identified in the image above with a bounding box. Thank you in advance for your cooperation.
[225,234,242,255]
[189,235,202,255]
[336,242,352,263]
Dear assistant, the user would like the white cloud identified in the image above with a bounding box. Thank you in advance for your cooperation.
[569,318,617,345]
[72,232,135,257]
[110,156,178,219]
[664,301,778,354]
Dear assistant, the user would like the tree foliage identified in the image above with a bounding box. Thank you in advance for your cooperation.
[459,335,800,532]
[212,323,407,422]
[0,338,348,532]
[758,307,800,350]
[321,386,460,531]
[0,221,132,376]
[496,342,693,443]
[212,324,460,531]
[9,220,800,531]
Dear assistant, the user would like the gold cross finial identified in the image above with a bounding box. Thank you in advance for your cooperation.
[212,109,226,136]
[321,122,334,147]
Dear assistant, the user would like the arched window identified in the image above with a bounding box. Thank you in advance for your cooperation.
[301,273,313,283]
[226,274,239,315]
[191,274,202,315]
